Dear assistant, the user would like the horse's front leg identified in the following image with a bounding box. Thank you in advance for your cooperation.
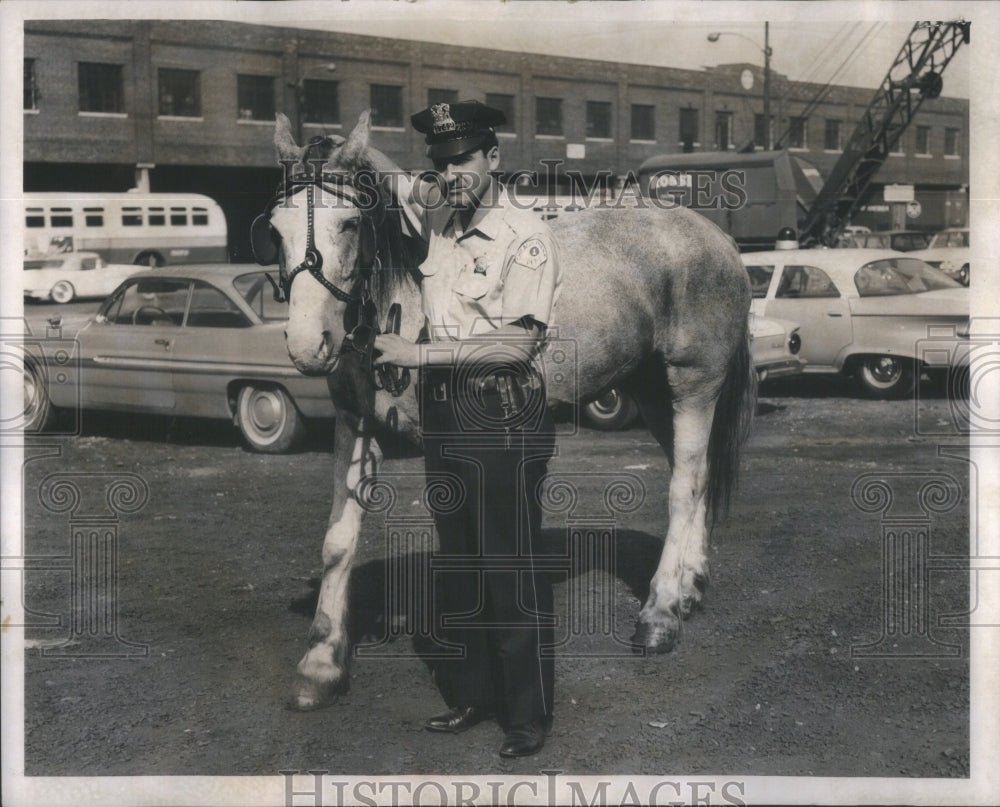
[633,399,713,653]
[291,414,381,710]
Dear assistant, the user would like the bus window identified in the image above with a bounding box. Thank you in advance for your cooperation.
[122,207,143,226]
[149,207,166,226]
[170,207,188,226]
[84,207,104,226]
[51,208,73,227]
[192,208,209,226]
[26,209,45,228]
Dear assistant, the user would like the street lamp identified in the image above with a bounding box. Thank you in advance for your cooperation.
[708,23,772,149]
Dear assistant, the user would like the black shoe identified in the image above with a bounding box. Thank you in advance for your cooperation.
[499,718,548,758]
[424,705,493,734]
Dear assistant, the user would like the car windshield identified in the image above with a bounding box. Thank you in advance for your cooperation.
[24,259,64,270]
[854,258,961,297]
[233,271,289,321]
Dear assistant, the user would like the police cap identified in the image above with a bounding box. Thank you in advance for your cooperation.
[410,100,506,160]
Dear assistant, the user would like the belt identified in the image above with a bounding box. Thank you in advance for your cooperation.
[424,371,538,404]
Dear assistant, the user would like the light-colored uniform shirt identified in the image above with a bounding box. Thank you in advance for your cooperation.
[405,184,561,342]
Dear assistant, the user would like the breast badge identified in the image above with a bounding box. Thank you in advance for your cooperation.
[473,256,488,275]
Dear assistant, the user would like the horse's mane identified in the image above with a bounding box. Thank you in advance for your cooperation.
[345,146,427,315]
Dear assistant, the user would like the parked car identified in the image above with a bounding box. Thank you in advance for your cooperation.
[909,227,969,285]
[23,251,146,304]
[582,313,805,430]
[842,230,931,252]
[741,248,969,398]
[26,265,337,452]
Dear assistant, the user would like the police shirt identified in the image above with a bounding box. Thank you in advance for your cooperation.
[415,187,561,342]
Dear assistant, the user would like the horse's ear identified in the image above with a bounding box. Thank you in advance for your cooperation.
[275,113,300,163]
[337,110,372,170]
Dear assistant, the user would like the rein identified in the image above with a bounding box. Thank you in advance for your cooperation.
[252,157,409,396]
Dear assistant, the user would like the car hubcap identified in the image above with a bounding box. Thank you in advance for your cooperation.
[869,357,901,384]
[247,390,283,435]
[591,390,621,416]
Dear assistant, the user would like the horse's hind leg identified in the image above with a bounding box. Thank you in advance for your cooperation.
[630,367,715,653]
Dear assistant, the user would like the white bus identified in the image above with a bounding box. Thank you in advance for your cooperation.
[23,191,228,266]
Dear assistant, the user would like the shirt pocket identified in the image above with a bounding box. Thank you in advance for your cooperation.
[453,271,492,301]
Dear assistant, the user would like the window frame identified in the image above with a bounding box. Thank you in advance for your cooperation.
[78,61,125,115]
[237,73,276,123]
[158,67,201,119]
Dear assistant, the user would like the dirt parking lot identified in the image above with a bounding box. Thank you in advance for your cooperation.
[20,375,970,779]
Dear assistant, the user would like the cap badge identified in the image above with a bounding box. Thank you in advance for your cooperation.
[431,103,457,135]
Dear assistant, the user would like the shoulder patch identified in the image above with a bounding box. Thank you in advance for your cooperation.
[514,238,548,270]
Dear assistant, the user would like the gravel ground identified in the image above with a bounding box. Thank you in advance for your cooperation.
[20,375,970,780]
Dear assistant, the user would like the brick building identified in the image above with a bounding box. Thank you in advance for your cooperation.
[23,19,969,259]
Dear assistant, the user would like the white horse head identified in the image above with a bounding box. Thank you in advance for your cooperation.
[270,111,376,375]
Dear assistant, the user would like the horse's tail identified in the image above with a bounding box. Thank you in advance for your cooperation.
[707,320,757,525]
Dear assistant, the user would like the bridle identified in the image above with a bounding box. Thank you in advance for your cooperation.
[251,154,409,395]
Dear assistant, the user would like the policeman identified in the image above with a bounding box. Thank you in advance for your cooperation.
[373,100,561,758]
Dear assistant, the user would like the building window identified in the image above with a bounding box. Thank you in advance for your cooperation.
[24,58,39,111]
[485,93,515,130]
[631,104,655,141]
[237,74,275,121]
[370,84,404,128]
[679,108,699,152]
[788,116,808,149]
[158,68,200,118]
[78,62,124,114]
[754,114,773,149]
[427,88,458,106]
[714,111,733,150]
[536,97,563,136]
[824,119,841,151]
[586,101,612,139]
[944,127,960,156]
[303,79,339,125]
[915,125,931,155]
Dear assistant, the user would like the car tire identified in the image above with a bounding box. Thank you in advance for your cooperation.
[23,359,55,433]
[583,388,639,431]
[50,281,75,304]
[855,355,916,400]
[236,384,306,453]
[957,264,969,286]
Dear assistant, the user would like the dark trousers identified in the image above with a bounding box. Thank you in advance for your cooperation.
[421,367,555,729]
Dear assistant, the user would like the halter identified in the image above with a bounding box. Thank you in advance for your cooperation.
[252,156,409,396]
[261,170,379,306]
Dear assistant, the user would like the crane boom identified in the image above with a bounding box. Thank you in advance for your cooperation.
[799,21,970,247]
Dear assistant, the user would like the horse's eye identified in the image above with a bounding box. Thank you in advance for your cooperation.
[341,218,360,232]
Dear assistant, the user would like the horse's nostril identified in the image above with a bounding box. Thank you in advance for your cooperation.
[320,331,333,357]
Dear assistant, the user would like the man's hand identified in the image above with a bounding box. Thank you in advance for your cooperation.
[372,333,421,368]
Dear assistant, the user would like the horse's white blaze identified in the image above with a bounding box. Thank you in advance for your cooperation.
[272,200,353,374]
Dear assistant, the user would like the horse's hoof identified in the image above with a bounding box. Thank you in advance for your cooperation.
[631,618,680,654]
[288,674,349,711]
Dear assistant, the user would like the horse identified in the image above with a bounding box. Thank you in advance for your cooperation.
[258,111,755,710]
